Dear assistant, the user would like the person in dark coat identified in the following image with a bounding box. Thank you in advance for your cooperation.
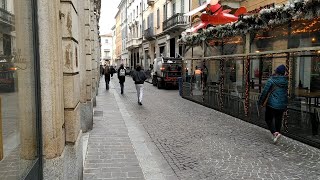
[117,64,126,94]
[258,64,288,144]
[104,66,111,90]
[100,65,104,76]
[110,66,115,78]
[132,65,147,105]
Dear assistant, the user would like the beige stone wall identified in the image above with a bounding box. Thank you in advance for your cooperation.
[79,0,87,104]
[38,0,65,159]
[154,0,165,35]
[38,0,100,178]
[115,12,122,59]
[60,0,81,144]
[85,0,93,103]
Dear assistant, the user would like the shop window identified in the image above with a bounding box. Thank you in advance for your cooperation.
[0,1,40,179]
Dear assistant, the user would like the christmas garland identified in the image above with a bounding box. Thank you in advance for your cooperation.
[180,0,320,44]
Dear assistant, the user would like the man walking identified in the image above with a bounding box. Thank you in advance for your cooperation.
[104,65,111,90]
[132,65,147,105]
[117,64,126,94]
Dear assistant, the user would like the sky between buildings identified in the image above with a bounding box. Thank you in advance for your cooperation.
[99,0,121,35]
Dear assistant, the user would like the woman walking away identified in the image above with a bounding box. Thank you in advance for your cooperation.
[117,64,126,94]
[258,64,288,144]
[132,65,147,105]
[104,65,111,90]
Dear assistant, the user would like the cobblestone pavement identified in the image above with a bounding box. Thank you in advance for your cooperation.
[109,75,320,180]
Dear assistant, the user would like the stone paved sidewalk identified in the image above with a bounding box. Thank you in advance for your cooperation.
[83,80,145,180]
[83,78,177,180]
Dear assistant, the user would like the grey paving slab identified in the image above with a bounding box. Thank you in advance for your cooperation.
[107,75,320,180]
[83,80,145,180]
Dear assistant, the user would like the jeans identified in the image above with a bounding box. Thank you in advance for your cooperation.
[135,84,144,103]
[120,82,124,93]
[105,80,109,90]
[265,106,284,134]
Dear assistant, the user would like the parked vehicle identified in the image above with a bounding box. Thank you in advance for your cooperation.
[152,57,182,89]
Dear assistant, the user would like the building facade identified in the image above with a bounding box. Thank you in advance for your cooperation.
[142,0,156,70]
[111,25,119,66]
[115,10,123,66]
[101,33,113,65]
[127,0,143,69]
[119,0,129,68]
[181,0,320,148]
[0,0,101,179]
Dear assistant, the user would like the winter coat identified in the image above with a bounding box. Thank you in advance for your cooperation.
[117,67,126,83]
[104,67,111,82]
[132,70,147,84]
[258,75,288,110]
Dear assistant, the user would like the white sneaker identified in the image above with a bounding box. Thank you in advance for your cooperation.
[273,132,281,144]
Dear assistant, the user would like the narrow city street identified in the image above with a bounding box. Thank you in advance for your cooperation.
[84,75,320,180]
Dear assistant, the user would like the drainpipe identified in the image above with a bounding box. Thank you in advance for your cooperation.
[141,0,144,67]
[166,0,168,58]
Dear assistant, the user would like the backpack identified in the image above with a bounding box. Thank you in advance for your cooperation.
[119,69,125,76]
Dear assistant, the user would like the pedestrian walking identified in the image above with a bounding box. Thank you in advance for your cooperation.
[202,64,208,88]
[117,64,126,94]
[110,66,116,78]
[104,65,111,90]
[194,66,202,90]
[132,65,147,105]
[258,64,288,144]
[100,64,104,77]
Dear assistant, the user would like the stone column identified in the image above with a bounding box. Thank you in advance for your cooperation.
[82,0,94,132]
[38,0,65,160]
[60,0,83,178]
[90,0,98,107]
[79,0,90,134]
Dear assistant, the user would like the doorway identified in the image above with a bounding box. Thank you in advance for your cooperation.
[170,38,175,57]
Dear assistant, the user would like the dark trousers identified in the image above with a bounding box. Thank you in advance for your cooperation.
[105,80,109,90]
[120,82,124,93]
[265,106,284,134]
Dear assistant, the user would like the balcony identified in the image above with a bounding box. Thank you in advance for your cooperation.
[147,0,154,6]
[127,38,141,50]
[163,13,188,33]
[0,8,15,33]
[103,56,111,60]
[144,27,155,41]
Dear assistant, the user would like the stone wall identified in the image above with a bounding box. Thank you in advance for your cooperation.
[38,0,100,179]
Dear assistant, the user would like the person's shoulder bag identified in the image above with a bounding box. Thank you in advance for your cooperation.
[262,81,279,107]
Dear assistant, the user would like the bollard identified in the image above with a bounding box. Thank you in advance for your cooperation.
[0,96,3,160]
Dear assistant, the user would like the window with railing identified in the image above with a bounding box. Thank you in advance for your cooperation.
[172,2,176,15]
[1,0,7,9]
